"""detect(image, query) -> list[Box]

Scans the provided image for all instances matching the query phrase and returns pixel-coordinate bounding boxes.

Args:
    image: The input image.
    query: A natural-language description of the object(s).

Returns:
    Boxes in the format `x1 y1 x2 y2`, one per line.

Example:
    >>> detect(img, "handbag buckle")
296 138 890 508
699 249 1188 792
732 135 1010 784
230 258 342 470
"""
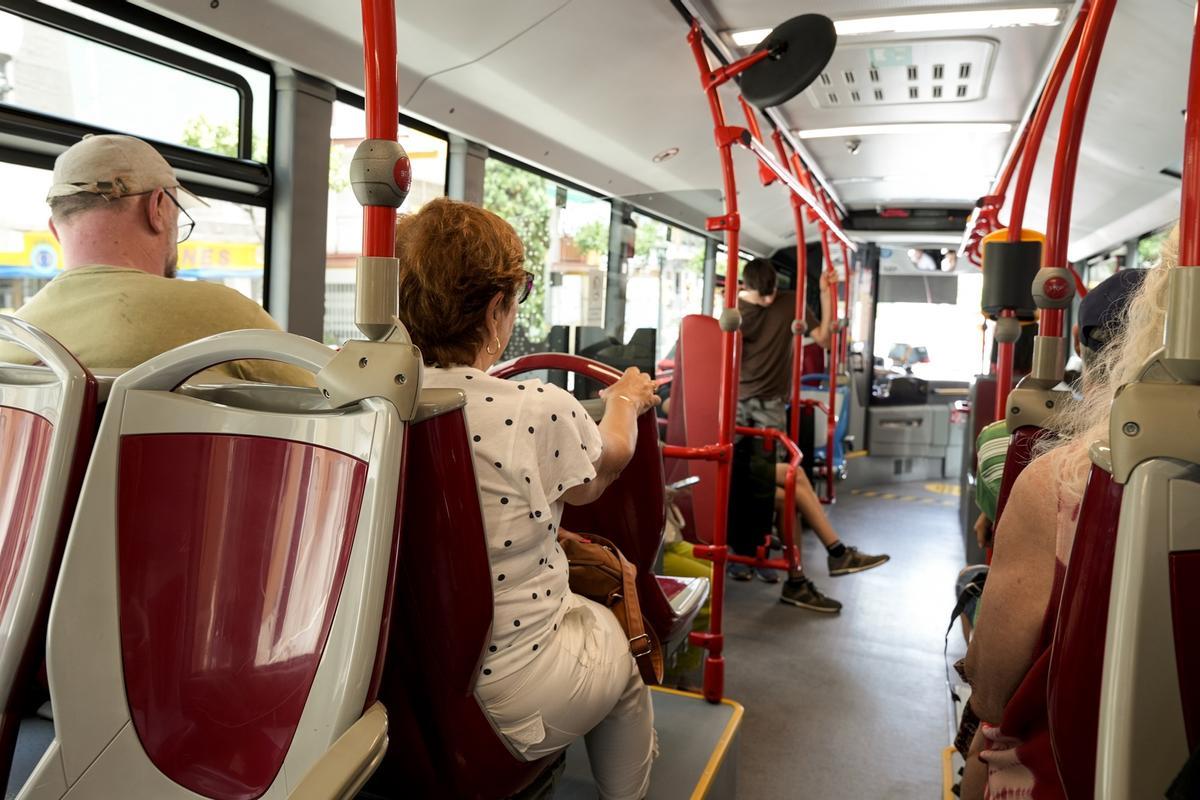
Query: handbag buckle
629 633 653 657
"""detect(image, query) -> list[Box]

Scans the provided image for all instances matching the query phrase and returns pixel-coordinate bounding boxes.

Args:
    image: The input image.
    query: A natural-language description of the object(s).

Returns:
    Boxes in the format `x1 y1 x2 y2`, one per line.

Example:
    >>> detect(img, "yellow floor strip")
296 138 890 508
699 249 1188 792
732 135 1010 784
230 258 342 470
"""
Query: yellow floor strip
649 687 745 800
942 745 957 800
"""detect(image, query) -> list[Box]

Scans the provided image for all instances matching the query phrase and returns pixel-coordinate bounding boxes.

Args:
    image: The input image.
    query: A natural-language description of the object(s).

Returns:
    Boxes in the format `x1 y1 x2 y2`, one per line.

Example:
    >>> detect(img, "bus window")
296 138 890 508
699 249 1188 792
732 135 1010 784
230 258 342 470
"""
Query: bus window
624 214 707 359
483 158 610 356
325 99 448 344
0 162 58 314
873 265 985 382
0 9 252 159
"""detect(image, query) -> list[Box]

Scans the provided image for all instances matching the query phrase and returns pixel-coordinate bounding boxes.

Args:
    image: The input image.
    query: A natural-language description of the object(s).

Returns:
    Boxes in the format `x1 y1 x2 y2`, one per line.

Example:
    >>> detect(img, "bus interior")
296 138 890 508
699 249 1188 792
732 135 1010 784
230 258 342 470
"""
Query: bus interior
0 0 1196 798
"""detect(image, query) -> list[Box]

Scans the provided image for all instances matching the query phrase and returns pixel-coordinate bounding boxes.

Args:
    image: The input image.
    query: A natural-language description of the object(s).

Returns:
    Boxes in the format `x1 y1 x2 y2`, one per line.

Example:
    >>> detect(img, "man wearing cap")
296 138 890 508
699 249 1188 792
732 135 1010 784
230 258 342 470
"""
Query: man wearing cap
0 134 309 384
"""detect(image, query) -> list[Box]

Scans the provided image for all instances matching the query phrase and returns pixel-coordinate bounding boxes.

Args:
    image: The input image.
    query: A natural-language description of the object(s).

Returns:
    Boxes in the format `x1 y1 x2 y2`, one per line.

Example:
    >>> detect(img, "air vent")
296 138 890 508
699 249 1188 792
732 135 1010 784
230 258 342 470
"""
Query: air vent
806 39 994 109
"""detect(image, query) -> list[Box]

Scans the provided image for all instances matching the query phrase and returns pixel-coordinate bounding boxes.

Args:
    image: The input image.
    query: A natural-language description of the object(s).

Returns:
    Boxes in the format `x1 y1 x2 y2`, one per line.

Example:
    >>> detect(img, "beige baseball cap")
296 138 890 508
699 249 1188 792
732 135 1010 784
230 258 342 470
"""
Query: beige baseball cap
46 134 208 209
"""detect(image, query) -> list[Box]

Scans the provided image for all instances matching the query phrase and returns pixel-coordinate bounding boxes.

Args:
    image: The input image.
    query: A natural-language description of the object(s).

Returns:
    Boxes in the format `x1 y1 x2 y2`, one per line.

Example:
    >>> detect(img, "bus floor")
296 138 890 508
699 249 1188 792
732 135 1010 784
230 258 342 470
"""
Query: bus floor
718 478 966 799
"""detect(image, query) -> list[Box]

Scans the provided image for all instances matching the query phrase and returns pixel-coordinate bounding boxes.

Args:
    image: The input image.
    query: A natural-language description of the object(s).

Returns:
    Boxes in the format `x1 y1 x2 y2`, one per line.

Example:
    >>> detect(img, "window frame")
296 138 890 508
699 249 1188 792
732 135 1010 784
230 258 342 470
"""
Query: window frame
333 88 452 196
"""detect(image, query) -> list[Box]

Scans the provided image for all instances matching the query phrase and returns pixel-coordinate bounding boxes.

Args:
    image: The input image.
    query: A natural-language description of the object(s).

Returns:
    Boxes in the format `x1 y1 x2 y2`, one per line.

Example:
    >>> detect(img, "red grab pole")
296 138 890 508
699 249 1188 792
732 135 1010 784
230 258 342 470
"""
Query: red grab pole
1181 1 1200 265
361 0 399 259
1042 0 1118 335
1008 7 1088 241
770 130 808 444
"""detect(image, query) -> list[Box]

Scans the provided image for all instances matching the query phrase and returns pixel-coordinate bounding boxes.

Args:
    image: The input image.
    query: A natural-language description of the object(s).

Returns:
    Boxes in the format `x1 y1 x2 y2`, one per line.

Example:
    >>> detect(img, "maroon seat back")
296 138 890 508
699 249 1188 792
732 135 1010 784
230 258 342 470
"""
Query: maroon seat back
993 424 1049 524
1046 464 1125 798
491 355 686 645
372 402 554 799
664 315 732 545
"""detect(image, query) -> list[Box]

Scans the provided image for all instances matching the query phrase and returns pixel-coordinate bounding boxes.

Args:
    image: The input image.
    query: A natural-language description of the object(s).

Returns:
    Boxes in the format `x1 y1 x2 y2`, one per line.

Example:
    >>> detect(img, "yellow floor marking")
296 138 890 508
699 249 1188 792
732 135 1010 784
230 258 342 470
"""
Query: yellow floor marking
881 493 897 500
863 490 878 497
924 482 961 496
899 496 916 502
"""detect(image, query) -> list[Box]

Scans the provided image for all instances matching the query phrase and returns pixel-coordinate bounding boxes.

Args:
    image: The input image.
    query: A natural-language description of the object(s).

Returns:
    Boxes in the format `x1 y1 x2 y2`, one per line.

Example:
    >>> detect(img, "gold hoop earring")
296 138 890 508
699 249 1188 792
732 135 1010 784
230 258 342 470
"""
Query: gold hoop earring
486 336 500 356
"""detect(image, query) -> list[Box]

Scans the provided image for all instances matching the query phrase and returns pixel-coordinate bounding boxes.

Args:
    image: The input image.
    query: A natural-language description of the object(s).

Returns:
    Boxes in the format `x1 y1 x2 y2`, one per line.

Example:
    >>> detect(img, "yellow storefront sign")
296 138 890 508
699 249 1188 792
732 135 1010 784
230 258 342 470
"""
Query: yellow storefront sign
0 231 262 273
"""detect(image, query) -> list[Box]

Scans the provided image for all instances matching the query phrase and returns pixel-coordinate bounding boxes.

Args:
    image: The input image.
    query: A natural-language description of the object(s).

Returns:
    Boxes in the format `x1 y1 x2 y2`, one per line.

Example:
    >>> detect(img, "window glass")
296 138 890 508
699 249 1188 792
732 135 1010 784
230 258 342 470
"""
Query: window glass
0 9 259 160
324 100 448 344
624 214 707 359
873 272 985 382
0 161 265 309
483 158 610 357
1138 225 1172 267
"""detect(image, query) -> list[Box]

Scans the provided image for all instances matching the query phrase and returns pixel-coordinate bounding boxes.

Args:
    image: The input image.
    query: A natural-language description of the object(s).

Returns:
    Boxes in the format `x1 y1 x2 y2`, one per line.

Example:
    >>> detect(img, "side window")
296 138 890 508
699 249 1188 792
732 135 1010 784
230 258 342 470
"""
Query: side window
324 99 448 344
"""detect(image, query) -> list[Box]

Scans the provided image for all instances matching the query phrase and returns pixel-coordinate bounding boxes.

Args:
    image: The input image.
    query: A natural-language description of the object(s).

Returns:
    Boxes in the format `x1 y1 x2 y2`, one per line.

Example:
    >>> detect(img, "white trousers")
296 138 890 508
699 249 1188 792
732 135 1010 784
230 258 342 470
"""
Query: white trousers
477 592 657 800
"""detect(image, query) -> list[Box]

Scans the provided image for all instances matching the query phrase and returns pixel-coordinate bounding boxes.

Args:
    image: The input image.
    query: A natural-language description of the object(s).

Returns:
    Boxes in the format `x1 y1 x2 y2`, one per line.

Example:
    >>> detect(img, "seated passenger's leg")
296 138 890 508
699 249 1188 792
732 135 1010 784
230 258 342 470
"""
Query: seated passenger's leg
774 463 890 577
477 593 655 800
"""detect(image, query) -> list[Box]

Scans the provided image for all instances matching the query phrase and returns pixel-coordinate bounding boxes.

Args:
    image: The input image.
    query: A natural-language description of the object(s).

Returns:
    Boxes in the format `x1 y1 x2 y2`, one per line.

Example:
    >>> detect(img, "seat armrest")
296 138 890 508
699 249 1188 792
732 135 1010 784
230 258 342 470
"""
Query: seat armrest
289 702 389 800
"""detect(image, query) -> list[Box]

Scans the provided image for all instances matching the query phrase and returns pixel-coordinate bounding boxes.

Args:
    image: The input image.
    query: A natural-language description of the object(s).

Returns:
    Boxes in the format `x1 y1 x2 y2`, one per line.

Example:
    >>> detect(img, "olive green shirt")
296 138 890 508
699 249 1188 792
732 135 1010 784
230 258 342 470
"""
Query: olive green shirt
0 265 313 386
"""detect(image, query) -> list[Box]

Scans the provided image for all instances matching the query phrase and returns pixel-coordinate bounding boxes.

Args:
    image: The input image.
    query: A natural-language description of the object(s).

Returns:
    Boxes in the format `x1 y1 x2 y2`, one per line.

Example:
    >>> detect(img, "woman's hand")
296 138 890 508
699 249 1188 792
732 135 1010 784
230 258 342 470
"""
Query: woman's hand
557 529 590 545
819 271 833 294
599 367 661 415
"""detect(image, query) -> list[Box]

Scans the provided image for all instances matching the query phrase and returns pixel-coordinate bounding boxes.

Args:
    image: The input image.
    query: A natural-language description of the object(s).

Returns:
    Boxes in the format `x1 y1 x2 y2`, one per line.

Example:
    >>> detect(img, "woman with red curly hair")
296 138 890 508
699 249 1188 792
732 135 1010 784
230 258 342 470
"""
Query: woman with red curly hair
396 198 659 799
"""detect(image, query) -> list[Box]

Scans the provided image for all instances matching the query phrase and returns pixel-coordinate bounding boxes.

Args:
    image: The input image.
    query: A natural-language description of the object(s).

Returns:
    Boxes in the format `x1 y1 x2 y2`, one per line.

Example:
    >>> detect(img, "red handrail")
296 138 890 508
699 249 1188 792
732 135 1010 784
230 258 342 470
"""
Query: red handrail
1042 0 1119 335
1181 1 1200 265
1008 7 1088 240
770 130 809 445
719 426 802 574
994 309 1018 421
361 0 399 259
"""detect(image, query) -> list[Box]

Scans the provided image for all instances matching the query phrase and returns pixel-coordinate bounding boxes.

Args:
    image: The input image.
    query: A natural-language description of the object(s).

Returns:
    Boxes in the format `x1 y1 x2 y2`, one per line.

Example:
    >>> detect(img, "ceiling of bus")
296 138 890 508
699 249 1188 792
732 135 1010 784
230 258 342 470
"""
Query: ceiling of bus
137 0 1191 261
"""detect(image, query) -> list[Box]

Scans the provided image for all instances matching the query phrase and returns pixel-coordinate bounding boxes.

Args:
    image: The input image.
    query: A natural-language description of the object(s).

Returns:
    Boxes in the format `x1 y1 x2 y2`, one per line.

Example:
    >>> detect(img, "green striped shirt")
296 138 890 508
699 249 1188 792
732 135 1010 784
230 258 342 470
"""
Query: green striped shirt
976 420 1010 521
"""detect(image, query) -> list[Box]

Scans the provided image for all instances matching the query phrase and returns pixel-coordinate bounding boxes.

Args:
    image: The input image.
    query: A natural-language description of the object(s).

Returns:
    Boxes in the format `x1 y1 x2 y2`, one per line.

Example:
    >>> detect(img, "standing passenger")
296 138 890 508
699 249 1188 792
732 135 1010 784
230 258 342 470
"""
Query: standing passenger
733 259 889 611
395 198 657 800
0 134 308 384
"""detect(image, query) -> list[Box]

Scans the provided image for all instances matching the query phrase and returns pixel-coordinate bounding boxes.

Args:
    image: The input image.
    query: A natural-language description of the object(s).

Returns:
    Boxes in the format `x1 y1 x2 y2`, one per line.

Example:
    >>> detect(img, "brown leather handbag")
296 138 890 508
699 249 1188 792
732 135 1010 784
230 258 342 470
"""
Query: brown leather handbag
560 533 664 685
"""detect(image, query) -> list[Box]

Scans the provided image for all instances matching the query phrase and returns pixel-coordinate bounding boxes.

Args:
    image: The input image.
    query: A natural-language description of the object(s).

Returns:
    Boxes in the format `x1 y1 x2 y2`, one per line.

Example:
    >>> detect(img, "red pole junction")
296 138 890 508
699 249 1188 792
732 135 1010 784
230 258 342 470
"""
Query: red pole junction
361 0 400 260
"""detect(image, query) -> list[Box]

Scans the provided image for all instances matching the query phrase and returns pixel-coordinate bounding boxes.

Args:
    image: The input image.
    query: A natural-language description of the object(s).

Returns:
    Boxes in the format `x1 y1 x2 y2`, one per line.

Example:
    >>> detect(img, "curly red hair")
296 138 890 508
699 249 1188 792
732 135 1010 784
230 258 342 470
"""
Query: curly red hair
395 198 526 367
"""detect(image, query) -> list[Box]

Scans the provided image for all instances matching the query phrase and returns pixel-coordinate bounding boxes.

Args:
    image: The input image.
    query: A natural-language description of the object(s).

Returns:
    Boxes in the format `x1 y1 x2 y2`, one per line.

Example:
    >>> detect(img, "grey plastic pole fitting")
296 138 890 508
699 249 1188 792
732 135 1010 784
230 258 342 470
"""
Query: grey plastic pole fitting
719 307 742 333
356 255 400 341
350 139 412 208
1031 267 1075 310
791 319 807 336
1029 335 1065 383
1163 267 1200 382
994 315 1021 344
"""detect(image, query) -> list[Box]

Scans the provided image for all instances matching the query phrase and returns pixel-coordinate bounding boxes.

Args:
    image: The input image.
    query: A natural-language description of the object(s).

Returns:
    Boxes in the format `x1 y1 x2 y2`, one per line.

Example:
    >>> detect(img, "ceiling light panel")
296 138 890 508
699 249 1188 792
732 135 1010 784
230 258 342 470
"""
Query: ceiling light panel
730 7 1062 47
808 39 997 108
795 122 1014 139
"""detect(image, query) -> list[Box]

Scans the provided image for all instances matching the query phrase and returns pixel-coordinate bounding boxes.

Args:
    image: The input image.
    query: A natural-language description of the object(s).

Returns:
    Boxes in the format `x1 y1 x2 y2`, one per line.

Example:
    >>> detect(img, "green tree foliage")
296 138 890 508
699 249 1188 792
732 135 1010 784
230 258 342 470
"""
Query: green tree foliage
573 219 608 260
483 159 551 340
635 216 666 261
181 114 348 190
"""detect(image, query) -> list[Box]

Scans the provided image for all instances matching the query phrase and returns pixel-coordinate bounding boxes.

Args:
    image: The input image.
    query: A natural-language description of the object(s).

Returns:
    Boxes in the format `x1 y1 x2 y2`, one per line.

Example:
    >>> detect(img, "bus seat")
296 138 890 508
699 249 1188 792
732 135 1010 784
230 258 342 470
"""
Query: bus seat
0 318 96 796
991 424 1049 524
16 330 405 800
368 389 558 799
664 315 729 546
492 354 708 656
1048 446 1200 799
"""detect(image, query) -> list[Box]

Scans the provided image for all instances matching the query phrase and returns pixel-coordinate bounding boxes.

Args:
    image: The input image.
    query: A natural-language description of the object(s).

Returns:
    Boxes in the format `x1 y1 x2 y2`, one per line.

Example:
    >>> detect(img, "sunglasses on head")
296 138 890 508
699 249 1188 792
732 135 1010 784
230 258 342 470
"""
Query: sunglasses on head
518 270 535 304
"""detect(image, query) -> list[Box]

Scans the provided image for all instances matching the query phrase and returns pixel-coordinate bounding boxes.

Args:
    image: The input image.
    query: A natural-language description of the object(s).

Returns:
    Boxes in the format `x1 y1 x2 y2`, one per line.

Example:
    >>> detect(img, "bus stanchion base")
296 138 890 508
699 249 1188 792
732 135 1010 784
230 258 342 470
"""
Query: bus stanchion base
702 656 725 704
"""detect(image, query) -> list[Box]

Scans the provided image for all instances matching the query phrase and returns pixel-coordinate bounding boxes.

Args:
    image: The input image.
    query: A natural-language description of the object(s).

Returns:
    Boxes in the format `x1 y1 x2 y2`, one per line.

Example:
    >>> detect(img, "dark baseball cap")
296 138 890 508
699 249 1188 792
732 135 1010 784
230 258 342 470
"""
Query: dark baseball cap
1078 269 1146 352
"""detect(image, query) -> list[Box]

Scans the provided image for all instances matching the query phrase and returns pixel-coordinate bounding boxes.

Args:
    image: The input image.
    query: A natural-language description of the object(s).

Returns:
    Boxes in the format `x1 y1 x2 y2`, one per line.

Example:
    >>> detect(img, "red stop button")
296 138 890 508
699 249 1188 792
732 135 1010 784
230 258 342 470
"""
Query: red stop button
1044 276 1069 300
393 154 412 192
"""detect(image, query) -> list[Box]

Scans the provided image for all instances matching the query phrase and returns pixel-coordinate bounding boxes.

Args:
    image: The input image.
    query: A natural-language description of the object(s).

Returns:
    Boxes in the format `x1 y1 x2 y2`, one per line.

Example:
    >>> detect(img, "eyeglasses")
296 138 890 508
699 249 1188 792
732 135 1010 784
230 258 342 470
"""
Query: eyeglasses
518 270 536 304
162 190 195 244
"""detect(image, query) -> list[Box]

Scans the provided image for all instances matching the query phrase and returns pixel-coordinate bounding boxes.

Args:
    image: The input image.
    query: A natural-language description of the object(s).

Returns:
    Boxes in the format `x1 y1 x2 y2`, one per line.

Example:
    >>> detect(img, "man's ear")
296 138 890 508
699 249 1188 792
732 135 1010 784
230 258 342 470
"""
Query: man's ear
145 188 168 235
48 217 60 242
1072 323 1081 357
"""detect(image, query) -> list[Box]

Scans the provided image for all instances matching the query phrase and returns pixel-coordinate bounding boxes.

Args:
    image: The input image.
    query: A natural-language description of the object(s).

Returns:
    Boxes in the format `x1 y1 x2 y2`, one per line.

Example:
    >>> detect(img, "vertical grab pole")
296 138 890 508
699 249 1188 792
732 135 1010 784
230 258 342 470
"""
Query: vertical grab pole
1042 0 1119 338
770 130 808 445
361 0 399 258
686 22 744 703
994 309 1017 421
1179 0 1200 265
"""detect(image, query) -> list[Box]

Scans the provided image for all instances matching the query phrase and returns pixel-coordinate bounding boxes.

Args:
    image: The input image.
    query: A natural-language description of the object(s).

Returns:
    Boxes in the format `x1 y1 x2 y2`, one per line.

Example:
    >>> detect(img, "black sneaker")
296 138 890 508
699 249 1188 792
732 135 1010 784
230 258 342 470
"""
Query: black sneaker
780 577 842 613
828 547 890 577
727 562 753 581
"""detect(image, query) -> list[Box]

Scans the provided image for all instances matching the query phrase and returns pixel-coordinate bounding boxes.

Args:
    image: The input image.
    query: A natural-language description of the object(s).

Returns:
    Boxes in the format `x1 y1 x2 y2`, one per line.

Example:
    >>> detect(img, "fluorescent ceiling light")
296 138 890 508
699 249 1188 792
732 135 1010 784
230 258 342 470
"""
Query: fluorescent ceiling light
730 7 1061 46
796 122 1014 139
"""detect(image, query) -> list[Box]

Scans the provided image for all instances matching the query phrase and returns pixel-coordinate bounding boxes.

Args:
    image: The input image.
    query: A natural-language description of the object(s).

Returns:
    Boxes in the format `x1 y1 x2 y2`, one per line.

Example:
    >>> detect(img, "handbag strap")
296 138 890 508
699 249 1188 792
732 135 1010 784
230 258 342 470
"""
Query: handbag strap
599 536 664 685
